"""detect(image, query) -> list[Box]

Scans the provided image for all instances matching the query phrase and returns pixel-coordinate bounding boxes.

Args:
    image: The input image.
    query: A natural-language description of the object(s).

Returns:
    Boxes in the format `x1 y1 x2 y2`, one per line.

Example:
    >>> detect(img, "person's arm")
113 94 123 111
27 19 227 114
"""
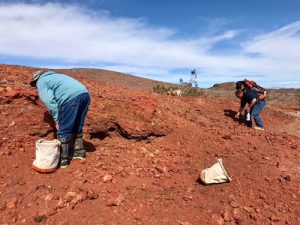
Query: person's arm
235 106 247 118
37 82 59 124
248 98 257 109
235 98 247 118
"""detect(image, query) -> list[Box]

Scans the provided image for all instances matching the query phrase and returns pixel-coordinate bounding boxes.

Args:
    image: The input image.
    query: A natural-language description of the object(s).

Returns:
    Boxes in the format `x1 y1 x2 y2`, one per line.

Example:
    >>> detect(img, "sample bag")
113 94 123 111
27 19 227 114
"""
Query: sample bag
200 159 231 185
32 139 61 173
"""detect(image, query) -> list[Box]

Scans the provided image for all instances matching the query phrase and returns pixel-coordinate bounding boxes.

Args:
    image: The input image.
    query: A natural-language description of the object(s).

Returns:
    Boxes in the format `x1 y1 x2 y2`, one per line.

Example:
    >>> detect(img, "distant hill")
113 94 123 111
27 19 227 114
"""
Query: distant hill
56 68 172 92
210 82 236 90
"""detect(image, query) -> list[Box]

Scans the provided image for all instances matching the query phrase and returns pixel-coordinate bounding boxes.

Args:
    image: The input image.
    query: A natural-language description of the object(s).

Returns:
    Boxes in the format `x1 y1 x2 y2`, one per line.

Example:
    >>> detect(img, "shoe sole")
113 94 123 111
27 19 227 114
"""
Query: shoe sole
72 156 85 160
254 127 265 131
60 164 69 169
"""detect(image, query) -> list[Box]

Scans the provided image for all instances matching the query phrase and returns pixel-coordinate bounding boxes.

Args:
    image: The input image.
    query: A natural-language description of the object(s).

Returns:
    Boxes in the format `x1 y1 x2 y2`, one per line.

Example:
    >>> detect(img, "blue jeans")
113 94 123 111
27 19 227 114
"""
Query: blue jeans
250 101 266 128
57 93 91 142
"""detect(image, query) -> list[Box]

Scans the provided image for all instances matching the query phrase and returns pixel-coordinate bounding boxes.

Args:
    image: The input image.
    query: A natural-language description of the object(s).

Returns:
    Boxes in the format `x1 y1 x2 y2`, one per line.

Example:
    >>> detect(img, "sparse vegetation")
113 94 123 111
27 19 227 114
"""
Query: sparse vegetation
153 84 179 94
153 84 204 96
153 69 204 96
184 87 204 96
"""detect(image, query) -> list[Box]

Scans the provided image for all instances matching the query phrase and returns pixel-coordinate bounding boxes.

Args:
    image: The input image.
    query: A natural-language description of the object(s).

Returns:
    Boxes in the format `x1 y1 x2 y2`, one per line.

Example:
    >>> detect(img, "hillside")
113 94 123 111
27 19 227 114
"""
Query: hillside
58 68 167 91
0 64 299 225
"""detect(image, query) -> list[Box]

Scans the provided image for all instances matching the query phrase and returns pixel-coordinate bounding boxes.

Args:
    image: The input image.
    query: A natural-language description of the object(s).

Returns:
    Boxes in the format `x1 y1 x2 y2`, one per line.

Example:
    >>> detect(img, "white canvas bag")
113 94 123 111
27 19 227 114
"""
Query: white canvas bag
32 139 61 173
200 159 232 185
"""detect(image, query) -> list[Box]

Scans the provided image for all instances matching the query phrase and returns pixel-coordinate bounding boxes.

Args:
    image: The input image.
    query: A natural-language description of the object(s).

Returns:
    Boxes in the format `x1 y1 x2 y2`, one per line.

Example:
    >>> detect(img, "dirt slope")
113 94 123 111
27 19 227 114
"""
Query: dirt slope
0 64 299 225
57 68 166 92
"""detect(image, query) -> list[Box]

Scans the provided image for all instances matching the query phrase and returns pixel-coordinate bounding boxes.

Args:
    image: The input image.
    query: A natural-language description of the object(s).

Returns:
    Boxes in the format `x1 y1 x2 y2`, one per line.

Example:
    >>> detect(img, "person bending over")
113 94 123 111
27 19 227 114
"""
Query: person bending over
30 70 91 168
235 88 266 130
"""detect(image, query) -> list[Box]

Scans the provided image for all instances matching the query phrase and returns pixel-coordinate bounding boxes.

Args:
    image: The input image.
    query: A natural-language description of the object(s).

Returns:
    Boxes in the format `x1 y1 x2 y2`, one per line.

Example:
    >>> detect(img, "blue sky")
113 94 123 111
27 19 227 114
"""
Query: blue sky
0 0 300 87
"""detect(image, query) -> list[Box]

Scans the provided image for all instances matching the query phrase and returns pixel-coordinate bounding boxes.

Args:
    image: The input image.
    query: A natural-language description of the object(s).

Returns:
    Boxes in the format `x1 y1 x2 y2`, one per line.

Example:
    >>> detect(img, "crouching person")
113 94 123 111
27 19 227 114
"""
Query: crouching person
235 89 266 130
30 71 91 168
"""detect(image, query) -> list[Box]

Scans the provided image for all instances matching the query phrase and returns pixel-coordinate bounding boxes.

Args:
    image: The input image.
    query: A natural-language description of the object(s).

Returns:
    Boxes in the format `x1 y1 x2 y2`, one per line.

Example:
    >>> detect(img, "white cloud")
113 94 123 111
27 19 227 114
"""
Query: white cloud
244 21 300 62
0 3 299 87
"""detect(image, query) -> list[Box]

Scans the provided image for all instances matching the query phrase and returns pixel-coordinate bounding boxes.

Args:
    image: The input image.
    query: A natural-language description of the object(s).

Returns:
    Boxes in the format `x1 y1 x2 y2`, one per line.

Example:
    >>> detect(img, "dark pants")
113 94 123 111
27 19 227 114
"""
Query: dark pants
250 101 266 128
57 93 91 142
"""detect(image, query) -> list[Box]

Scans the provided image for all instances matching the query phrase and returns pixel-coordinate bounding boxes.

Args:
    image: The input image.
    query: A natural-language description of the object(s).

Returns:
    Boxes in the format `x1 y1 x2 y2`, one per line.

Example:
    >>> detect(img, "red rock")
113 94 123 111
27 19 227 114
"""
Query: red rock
64 192 78 202
43 193 53 201
211 214 224 225
6 198 18 209
56 197 66 209
283 175 292 181
87 190 98 200
0 201 6 211
243 206 255 213
222 210 233 222
181 222 193 225
249 213 258 221
106 194 125 207
229 201 239 208
270 215 280 222
33 215 47 223
103 174 113 183
233 208 244 220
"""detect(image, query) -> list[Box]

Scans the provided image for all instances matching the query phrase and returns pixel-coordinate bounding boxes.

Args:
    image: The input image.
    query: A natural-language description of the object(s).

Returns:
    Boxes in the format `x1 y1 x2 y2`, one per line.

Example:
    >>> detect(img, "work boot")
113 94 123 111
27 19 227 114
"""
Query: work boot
73 134 86 160
58 137 69 168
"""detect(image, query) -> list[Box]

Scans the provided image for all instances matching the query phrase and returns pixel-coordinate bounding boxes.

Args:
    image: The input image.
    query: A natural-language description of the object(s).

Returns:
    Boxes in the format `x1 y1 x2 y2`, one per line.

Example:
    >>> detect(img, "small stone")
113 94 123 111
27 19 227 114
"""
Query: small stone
229 201 239 208
283 175 291 181
1 150 12 156
149 153 155 158
106 194 125 207
45 209 57 216
56 197 66 209
250 213 258 221
211 214 224 225
6 199 17 209
233 208 244 220
222 210 233 222
87 190 98 200
64 192 78 202
270 215 280 222
243 206 255 213
103 174 113 183
43 193 53 201
0 201 6 211
33 215 47 223
181 222 192 225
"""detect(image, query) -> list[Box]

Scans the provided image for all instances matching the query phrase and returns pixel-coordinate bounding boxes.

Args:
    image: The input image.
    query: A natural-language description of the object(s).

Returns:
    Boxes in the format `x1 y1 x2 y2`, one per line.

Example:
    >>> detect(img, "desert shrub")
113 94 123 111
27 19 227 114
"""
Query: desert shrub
153 83 203 97
183 87 204 96
153 84 181 94
153 84 169 94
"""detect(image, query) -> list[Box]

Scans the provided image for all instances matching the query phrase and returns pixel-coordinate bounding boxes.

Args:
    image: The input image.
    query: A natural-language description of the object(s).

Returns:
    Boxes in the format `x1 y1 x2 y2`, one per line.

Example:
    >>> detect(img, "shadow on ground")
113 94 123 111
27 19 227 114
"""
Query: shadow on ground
224 109 247 125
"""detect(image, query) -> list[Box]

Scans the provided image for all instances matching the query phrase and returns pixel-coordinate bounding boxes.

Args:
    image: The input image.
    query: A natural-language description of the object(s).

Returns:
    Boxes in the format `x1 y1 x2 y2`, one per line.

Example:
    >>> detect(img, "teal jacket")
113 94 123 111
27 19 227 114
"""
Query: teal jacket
37 71 88 123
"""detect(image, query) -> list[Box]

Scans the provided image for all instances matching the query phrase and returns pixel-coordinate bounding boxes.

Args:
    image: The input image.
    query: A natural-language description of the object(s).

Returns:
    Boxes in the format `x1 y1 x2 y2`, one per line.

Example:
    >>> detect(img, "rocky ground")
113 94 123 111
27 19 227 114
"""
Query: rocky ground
0 64 299 225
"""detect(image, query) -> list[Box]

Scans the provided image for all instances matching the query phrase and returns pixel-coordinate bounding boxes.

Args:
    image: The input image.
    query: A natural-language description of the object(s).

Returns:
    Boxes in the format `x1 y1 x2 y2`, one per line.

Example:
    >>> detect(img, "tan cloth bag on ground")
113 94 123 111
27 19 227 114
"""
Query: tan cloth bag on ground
200 159 231 185
32 139 61 173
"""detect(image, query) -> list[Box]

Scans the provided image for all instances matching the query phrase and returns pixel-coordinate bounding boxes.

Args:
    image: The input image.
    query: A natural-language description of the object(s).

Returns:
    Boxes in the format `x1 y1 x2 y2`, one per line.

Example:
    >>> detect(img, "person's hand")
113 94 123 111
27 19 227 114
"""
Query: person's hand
56 124 60 130
235 112 240 119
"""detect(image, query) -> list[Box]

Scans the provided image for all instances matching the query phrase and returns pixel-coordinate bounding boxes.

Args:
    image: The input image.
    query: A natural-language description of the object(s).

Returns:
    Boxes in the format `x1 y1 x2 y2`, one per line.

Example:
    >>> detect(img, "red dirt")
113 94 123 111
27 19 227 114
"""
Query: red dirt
0 64 299 225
